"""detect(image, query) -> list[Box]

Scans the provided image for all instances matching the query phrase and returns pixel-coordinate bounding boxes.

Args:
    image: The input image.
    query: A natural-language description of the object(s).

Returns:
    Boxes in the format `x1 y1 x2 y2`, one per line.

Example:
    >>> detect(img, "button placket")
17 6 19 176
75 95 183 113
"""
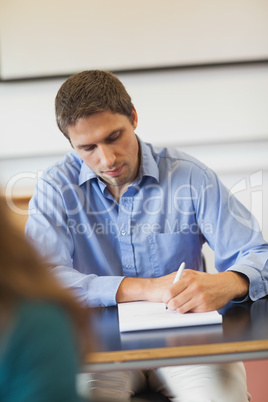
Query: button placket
117 198 135 276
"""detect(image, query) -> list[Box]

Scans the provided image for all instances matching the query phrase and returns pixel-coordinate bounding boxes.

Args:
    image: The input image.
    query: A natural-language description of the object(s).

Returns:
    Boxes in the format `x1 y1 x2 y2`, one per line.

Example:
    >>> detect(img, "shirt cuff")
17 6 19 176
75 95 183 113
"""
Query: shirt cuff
228 264 266 302
86 275 125 307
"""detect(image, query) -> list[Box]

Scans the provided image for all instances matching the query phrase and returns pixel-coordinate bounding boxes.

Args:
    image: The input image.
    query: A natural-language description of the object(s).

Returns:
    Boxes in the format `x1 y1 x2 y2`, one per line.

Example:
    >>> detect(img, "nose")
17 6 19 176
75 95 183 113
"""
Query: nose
99 145 116 168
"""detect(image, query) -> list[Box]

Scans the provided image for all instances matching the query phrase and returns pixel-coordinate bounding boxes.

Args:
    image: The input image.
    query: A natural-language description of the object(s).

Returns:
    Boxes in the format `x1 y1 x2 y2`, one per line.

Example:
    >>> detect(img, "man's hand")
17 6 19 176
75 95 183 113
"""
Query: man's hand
116 272 177 303
162 269 249 313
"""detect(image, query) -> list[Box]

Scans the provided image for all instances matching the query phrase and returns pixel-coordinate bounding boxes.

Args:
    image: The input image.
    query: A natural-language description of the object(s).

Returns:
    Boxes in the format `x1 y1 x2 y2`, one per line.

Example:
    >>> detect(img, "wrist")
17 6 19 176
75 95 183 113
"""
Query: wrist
116 277 150 303
227 270 249 299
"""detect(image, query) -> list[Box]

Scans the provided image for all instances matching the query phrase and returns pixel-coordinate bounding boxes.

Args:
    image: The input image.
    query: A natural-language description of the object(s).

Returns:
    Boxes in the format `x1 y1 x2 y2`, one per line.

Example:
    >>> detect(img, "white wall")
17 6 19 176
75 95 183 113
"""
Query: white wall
1 63 268 158
1 0 268 79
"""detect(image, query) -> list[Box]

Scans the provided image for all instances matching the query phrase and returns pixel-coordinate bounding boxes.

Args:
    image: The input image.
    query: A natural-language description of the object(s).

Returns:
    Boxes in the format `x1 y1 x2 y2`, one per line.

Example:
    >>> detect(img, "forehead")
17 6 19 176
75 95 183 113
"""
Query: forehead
68 112 130 144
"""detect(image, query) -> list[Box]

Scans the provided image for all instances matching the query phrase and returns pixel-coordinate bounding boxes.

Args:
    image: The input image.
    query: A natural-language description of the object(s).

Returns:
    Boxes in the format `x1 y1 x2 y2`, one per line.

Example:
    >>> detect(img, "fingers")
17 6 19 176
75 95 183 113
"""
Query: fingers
143 272 178 303
162 270 216 313
162 272 189 310
164 283 199 313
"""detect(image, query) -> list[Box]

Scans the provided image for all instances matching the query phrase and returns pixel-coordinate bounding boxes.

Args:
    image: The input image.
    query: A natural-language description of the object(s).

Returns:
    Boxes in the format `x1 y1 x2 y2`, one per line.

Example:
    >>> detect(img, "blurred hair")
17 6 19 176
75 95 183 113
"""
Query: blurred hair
0 195 92 354
55 70 134 139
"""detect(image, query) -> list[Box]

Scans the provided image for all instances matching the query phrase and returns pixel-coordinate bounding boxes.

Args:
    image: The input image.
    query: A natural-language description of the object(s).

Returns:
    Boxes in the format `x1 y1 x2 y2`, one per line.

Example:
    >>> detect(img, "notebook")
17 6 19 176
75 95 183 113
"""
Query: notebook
118 301 222 332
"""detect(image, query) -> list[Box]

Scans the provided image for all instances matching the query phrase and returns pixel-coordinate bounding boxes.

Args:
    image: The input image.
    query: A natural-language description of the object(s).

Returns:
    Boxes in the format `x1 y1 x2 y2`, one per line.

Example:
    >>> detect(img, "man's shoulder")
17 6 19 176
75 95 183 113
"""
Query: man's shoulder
147 142 208 172
40 152 83 184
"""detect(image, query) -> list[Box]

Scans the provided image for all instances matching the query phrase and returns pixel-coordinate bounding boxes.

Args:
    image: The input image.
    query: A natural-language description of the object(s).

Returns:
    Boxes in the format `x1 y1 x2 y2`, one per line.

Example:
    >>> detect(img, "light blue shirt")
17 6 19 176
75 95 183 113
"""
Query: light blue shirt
25 139 268 307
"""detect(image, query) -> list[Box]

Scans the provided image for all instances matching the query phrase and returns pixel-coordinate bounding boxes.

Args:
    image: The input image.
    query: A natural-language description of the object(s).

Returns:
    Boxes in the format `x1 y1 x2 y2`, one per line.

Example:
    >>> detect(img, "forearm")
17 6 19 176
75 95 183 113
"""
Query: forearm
116 277 150 303
116 273 177 303
52 265 124 307
225 270 249 301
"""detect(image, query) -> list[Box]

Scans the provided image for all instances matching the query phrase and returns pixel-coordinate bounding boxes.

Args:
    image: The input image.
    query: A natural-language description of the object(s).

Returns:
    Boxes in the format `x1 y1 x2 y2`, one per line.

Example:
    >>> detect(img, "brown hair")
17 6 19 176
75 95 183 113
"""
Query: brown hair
55 70 134 139
0 196 92 354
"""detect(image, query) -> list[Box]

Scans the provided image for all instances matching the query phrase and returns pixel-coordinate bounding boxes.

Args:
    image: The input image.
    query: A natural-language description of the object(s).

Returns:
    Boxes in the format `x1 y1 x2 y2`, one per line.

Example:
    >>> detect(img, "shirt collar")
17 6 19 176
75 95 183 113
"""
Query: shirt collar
78 137 159 187
79 160 97 186
134 138 159 185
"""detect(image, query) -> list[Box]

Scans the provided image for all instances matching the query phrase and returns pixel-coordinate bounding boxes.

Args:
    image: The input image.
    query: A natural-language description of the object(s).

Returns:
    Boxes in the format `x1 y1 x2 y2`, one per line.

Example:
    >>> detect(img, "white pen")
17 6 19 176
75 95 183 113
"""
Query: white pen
173 261 186 283
166 262 186 309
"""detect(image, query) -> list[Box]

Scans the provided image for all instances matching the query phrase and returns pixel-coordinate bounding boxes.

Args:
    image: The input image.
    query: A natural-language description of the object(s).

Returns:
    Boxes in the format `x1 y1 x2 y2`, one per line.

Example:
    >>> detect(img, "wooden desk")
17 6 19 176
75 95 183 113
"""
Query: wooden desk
85 298 268 372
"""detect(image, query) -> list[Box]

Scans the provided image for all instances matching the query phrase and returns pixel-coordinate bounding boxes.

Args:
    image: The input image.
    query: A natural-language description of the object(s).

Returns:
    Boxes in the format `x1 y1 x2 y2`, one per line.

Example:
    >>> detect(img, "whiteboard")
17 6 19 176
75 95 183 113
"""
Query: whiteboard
1 0 268 80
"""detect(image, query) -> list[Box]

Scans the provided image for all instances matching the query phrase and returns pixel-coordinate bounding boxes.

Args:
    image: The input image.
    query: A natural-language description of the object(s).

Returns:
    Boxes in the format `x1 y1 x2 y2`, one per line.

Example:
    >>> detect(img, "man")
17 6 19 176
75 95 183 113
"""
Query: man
26 70 268 401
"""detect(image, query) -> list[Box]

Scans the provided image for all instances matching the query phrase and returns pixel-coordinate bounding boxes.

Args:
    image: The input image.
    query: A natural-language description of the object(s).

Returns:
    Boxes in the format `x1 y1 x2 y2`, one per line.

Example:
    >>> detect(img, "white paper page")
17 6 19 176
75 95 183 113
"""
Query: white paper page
118 301 222 332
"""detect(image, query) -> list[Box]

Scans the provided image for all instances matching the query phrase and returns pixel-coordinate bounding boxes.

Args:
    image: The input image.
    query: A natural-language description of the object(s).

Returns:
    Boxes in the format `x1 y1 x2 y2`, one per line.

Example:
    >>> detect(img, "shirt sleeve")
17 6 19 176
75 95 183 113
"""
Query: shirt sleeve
25 178 124 307
195 167 268 301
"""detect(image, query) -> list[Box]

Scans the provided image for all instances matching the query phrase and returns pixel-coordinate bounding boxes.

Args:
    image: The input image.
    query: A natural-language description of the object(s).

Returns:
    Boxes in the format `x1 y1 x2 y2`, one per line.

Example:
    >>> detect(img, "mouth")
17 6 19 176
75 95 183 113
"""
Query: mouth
103 164 124 177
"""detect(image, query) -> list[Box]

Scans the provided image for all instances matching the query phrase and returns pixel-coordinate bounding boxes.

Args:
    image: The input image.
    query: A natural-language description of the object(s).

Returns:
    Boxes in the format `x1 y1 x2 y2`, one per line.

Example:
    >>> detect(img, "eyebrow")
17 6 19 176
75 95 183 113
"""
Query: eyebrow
76 128 123 149
76 144 94 149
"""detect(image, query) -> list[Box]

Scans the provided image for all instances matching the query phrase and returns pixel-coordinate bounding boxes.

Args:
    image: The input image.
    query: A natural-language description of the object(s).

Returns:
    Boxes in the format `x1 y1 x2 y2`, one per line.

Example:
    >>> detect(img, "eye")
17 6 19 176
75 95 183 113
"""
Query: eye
84 144 96 152
108 130 121 142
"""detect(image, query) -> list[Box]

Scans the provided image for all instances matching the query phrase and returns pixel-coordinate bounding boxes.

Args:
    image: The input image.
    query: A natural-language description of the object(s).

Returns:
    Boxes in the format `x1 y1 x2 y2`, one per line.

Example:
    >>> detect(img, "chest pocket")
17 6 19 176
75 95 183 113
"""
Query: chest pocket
147 232 203 277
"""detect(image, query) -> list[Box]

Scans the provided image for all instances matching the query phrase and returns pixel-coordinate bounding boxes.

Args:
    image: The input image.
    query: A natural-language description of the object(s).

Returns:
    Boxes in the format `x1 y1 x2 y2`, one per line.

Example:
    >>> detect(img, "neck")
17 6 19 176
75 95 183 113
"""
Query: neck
107 183 128 203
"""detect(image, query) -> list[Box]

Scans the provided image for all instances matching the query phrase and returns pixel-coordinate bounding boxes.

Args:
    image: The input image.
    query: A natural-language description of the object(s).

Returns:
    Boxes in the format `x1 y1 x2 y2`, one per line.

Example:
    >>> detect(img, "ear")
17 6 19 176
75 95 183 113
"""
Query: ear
132 108 138 129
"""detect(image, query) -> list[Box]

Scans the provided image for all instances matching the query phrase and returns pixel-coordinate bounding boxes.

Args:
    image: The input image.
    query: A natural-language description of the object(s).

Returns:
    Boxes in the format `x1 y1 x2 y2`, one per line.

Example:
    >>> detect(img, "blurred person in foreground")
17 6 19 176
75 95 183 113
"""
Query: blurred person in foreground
0 196 92 402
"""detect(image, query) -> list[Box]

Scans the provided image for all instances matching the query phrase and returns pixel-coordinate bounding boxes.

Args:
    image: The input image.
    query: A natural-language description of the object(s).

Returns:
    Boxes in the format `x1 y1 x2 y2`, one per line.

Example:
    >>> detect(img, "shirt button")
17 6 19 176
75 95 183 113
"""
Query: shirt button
125 264 132 269
254 290 258 298
121 230 127 236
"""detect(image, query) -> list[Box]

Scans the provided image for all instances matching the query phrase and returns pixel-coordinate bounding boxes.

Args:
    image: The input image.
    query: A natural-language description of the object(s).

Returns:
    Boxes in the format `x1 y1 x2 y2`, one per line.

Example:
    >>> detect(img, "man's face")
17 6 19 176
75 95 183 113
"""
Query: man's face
67 109 139 194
